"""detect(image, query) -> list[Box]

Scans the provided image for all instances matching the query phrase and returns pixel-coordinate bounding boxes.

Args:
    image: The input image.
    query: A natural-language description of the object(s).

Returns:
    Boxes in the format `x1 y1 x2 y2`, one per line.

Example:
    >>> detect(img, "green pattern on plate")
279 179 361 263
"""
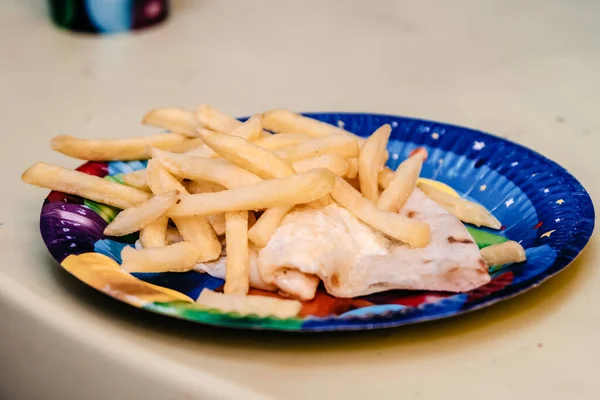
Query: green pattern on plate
145 301 304 331
82 175 125 223
467 226 508 249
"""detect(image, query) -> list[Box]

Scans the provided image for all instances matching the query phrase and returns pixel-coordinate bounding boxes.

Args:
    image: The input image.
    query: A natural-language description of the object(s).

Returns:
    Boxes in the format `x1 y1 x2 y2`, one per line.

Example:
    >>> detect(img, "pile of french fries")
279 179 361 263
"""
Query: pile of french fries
22 105 523 318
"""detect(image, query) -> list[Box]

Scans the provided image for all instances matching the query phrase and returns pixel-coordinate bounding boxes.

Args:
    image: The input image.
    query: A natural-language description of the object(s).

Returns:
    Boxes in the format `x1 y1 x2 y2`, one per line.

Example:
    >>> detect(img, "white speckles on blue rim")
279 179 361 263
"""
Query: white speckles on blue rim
391 121 398 128
544 188 550 193
505 198 515 207
511 161 519 167
480 184 487 191
555 218 561 222
336 120 345 128
391 153 400 160
431 132 440 140
473 141 485 150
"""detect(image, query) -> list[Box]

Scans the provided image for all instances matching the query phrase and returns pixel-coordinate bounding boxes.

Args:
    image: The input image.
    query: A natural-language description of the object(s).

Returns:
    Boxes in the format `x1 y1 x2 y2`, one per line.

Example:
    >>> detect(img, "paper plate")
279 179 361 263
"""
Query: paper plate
39 113 595 331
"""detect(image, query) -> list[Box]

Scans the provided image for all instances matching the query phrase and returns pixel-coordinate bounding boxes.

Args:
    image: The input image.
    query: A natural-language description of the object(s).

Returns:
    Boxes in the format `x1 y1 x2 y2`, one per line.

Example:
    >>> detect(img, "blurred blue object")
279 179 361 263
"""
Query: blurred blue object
48 0 169 34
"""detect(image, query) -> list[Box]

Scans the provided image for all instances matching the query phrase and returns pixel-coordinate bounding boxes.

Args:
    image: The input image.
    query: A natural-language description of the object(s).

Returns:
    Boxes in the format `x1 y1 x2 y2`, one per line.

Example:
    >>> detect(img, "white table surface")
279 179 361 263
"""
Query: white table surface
1 1 599 399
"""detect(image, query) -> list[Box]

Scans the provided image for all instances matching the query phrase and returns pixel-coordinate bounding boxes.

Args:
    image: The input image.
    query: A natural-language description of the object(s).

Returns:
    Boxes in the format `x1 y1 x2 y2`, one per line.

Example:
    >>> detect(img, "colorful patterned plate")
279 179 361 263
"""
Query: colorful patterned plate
40 113 595 331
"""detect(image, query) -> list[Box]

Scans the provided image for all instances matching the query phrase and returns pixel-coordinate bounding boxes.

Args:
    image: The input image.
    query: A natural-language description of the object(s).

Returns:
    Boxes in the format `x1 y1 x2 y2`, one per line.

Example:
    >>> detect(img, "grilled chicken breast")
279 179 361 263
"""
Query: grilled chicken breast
196 188 490 300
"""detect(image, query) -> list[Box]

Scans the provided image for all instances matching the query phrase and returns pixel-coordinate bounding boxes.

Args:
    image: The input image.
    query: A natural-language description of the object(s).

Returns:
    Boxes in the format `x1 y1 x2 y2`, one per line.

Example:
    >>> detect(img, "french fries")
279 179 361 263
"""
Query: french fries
196 104 273 137
122 169 150 192
169 169 336 217
224 211 250 295
248 205 294 247
50 133 203 161
185 115 265 158
346 158 359 179
142 108 199 137
358 124 391 202
292 154 349 177
252 133 311 151
166 226 184 244
200 130 296 179
22 162 151 209
121 242 201 273
146 159 186 193
196 289 302 319
417 182 502 229
378 166 395 188
262 109 363 142
146 159 222 261
183 141 219 158
195 104 243 133
378 148 427 212
140 216 169 248
227 114 263 142
151 148 262 188
480 241 527 266
207 214 226 236
184 180 226 194
104 190 179 237
330 176 431 247
276 134 360 162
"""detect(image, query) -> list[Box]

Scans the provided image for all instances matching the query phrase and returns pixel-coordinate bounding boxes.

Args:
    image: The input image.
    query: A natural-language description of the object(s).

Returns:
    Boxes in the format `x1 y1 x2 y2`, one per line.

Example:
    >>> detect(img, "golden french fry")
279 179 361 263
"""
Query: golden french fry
196 289 302 319
22 162 151 209
417 182 502 229
186 132 311 159
104 190 179 237
207 214 226 236
146 159 186 194
184 180 226 194
276 134 359 162
481 241 527 266
169 169 336 217
122 169 150 192
199 130 296 179
140 216 169 248
359 124 392 202
346 158 359 179
262 109 363 142
195 105 272 136
183 141 219 158
377 149 427 212
292 154 349 177
253 133 312 150
330 176 431 247
248 205 294 247
195 104 243 133
224 211 250 295
142 108 199 137
151 148 262 188
378 166 394 188
166 226 184 244
185 115 265 158
50 133 203 161
227 114 263 141
146 159 221 260
121 242 202 273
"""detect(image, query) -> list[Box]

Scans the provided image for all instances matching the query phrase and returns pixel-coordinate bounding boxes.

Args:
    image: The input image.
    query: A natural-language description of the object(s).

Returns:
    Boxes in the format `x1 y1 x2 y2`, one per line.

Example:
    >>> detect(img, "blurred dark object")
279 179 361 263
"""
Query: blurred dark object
48 0 169 34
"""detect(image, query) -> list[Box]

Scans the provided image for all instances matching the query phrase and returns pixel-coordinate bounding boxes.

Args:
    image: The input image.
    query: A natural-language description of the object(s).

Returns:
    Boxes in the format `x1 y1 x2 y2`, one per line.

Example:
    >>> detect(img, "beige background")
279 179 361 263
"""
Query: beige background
1 1 599 399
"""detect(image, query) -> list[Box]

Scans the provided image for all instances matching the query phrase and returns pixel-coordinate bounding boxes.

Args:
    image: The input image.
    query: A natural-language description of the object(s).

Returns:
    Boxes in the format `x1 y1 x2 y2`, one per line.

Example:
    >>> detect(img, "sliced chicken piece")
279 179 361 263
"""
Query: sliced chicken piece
258 188 489 299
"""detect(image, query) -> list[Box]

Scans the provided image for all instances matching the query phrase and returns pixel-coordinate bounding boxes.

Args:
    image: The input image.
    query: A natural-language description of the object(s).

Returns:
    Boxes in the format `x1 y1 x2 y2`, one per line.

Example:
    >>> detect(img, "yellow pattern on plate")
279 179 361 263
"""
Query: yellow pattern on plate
61 253 195 306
